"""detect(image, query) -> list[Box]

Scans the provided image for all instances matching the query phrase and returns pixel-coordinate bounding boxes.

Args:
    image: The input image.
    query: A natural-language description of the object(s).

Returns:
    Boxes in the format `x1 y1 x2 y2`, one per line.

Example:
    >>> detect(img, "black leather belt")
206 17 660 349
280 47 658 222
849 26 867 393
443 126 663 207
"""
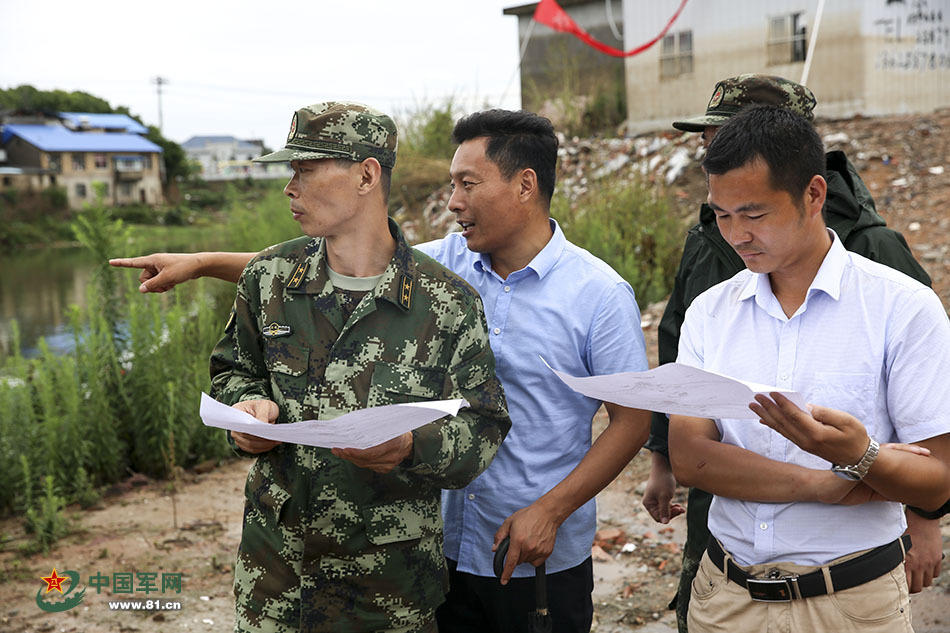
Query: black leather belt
707 535 911 602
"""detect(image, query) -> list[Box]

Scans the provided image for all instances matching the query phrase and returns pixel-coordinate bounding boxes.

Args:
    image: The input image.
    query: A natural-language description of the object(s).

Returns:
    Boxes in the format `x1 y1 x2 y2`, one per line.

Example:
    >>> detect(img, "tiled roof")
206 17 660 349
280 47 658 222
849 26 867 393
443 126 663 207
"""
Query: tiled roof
59 112 149 134
1 124 163 153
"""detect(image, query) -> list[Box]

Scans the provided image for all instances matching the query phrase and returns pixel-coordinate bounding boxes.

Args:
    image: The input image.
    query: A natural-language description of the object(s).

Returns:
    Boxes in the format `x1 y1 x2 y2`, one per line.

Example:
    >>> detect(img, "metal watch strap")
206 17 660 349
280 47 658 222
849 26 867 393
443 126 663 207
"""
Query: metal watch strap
833 437 880 480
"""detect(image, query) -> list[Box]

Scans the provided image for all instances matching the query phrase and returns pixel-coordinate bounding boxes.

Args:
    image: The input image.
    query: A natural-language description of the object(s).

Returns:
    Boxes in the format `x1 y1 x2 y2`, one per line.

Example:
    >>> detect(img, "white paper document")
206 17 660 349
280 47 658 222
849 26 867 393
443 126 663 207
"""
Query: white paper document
542 358 807 419
199 393 467 449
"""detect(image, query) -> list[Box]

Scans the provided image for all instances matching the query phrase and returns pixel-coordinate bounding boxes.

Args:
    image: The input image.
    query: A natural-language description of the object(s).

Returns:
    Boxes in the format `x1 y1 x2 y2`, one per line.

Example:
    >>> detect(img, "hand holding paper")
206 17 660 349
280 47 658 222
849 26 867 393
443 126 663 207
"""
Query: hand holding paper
231 399 282 454
199 393 468 450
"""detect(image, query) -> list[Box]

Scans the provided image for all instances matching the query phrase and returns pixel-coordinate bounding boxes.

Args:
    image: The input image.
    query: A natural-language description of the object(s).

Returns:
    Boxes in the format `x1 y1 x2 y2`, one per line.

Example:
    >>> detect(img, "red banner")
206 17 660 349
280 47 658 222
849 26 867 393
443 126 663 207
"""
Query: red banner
532 0 690 58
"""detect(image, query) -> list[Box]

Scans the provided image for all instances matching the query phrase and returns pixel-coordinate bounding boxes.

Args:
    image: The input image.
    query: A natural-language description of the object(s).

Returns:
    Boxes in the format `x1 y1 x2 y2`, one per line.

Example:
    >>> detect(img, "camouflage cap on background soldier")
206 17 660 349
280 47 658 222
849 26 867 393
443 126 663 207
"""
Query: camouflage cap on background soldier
672 74 817 132
255 101 398 168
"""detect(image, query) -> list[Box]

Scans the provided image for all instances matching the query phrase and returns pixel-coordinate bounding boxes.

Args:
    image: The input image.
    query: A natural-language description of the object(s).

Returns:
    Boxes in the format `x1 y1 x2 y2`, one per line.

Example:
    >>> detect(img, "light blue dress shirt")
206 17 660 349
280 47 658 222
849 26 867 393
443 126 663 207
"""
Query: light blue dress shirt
678 230 950 567
416 219 648 577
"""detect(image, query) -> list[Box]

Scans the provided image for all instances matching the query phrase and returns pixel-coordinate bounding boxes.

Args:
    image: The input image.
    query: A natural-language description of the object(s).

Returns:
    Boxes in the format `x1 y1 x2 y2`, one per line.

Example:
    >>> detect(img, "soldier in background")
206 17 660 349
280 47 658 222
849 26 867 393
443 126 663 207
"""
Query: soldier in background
640 74 945 633
208 101 511 633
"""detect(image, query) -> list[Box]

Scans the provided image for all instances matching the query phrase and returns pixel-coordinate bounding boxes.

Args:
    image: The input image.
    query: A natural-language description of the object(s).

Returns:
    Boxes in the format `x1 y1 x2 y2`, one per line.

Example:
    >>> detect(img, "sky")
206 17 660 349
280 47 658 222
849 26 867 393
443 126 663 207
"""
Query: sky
0 0 527 151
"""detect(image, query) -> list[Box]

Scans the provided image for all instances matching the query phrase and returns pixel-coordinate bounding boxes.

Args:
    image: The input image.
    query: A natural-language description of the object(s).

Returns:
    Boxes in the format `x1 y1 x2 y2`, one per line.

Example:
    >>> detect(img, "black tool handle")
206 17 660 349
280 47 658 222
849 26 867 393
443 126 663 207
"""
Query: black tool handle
535 561 548 612
493 535 510 578
493 536 549 613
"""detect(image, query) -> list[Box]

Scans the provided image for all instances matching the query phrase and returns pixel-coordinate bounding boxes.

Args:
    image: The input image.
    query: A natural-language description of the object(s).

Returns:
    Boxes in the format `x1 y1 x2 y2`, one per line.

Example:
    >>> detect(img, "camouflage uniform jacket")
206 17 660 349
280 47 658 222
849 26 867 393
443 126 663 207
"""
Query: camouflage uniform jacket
209 219 511 632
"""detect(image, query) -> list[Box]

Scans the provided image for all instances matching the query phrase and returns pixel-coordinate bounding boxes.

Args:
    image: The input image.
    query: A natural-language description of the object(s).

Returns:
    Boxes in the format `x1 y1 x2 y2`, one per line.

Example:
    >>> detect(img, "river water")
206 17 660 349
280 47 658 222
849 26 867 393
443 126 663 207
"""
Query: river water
0 246 100 358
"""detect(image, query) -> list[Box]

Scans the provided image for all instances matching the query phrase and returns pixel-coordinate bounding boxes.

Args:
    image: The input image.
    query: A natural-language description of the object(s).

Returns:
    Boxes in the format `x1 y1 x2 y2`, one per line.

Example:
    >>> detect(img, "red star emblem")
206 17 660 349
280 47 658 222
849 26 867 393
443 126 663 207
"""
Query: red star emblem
41 568 67 594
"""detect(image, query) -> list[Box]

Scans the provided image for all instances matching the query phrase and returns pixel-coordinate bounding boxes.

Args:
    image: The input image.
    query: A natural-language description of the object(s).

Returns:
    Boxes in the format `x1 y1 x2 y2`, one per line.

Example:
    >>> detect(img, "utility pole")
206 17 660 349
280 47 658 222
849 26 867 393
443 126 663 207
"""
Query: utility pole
152 76 168 132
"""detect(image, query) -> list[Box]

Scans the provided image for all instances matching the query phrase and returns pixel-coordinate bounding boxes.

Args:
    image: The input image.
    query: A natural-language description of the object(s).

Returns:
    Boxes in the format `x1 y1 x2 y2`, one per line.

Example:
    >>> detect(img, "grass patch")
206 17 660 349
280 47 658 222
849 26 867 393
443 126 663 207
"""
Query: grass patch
553 177 683 308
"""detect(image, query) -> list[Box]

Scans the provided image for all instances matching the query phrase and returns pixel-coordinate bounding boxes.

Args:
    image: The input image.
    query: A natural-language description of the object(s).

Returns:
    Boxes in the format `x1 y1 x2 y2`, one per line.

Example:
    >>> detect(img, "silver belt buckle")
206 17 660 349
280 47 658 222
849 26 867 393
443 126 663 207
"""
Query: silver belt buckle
746 570 802 602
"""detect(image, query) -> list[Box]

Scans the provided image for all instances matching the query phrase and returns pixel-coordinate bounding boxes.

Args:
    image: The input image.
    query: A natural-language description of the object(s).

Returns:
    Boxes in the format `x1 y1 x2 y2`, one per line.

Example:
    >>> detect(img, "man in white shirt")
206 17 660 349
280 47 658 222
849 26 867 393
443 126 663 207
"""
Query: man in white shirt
669 104 950 632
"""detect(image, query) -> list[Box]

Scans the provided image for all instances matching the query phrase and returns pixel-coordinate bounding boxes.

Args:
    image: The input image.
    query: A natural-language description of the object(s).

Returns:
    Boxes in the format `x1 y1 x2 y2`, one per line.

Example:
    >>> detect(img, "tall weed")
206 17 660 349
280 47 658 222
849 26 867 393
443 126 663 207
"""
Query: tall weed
1 198 232 535
552 177 682 308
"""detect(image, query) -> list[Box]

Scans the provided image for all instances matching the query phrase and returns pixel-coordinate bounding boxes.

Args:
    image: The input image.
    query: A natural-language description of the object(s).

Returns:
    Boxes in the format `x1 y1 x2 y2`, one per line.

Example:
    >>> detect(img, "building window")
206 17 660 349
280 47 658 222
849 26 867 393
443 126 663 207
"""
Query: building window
48 153 62 172
143 154 152 169
76 183 87 198
72 153 85 171
660 30 693 79
768 12 807 65
94 153 107 169
2 176 11 187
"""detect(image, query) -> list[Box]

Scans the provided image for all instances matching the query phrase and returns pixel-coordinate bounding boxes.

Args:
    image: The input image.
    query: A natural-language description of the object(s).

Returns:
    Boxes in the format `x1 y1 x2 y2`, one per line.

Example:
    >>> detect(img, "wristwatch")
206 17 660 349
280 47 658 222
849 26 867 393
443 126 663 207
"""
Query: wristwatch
831 437 880 481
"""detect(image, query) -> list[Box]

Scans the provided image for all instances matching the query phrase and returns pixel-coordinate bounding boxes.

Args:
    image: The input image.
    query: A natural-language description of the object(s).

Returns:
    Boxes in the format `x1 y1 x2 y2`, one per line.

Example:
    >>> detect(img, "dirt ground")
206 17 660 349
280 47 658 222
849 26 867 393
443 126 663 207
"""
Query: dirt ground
3 419 947 633
2 109 948 632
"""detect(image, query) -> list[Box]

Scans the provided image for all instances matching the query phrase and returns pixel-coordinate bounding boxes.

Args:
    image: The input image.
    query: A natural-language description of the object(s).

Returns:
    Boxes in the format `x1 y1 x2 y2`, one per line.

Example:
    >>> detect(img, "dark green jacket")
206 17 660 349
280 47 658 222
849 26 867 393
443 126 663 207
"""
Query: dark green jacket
210 220 511 632
648 150 932 457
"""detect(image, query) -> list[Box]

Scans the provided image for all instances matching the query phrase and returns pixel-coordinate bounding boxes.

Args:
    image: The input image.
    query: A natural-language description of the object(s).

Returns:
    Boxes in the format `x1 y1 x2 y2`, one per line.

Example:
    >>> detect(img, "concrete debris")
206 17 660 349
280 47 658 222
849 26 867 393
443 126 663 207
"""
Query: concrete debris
396 108 948 312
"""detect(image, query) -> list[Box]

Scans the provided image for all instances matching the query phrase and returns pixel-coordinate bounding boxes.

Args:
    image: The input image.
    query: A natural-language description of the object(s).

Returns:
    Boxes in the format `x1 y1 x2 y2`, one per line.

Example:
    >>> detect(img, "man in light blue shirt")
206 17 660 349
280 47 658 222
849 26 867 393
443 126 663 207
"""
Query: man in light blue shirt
422 109 650 633
110 109 652 633
670 105 950 633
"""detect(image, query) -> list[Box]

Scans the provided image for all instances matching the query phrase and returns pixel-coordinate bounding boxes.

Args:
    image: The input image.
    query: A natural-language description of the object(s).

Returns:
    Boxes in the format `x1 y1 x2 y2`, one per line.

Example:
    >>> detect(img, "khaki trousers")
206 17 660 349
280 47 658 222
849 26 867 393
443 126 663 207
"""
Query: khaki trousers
687 548 913 633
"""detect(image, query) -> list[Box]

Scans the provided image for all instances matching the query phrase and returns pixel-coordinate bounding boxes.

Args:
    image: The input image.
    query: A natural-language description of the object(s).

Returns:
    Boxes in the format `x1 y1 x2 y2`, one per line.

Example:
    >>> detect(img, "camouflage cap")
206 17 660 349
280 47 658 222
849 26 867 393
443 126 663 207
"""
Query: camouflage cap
672 74 817 132
254 101 397 167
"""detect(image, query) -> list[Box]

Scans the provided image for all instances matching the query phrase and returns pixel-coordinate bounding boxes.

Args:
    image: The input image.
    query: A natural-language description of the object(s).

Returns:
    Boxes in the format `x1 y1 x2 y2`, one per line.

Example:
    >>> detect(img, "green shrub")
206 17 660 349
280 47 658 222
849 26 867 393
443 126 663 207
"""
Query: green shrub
398 99 458 162
41 185 68 210
24 474 68 553
0 197 233 527
552 177 683 308
224 183 300 251
110 203 156 224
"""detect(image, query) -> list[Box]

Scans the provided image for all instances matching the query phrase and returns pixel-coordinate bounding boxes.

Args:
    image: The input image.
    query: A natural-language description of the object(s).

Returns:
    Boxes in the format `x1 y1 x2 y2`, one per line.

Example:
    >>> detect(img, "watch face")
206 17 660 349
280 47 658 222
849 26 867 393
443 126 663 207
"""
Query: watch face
832 466 862 481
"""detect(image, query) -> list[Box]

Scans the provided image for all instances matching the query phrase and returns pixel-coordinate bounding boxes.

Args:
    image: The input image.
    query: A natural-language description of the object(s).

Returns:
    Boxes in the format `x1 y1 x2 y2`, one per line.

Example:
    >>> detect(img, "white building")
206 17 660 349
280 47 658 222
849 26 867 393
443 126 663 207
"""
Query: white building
623 0 950 132
182 136 290 181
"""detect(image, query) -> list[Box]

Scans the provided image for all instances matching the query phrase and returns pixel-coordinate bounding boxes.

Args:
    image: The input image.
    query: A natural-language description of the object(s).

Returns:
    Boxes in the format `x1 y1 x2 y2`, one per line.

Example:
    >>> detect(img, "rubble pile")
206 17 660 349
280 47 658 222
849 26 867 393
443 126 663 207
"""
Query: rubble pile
818 111 950 303
400 108 949 310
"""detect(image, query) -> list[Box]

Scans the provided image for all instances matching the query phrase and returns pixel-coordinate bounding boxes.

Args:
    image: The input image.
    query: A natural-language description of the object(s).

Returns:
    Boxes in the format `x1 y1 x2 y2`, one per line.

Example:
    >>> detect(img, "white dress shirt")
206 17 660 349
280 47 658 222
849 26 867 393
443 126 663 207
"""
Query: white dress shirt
678 230 950 566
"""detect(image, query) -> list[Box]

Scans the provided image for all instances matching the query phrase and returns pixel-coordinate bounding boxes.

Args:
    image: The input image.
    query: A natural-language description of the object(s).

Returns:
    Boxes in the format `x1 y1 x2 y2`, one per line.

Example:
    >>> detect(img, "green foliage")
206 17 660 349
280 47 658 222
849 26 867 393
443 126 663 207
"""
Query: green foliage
108 203 155 224
72 202 130 332
224 181 300 251
398 99 458 162
146 124 194 183
0 197 233 544
0 85 113 114
41 185 69 210
23 475 68 554
388 100 456 237
522 42 626 138
580 74 626 137
552 177 683 308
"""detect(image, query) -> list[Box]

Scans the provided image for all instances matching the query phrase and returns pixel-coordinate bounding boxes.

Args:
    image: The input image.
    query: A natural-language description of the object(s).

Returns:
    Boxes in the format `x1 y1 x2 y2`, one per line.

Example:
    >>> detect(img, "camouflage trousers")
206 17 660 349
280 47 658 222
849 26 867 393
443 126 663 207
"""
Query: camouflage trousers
673 487 713 633
234 607 438 633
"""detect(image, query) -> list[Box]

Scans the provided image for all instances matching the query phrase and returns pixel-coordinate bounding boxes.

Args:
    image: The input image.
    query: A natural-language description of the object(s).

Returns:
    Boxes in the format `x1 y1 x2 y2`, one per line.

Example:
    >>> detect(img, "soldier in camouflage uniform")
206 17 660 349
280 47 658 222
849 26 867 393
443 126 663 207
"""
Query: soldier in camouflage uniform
209 102 511 633
640 75 942 633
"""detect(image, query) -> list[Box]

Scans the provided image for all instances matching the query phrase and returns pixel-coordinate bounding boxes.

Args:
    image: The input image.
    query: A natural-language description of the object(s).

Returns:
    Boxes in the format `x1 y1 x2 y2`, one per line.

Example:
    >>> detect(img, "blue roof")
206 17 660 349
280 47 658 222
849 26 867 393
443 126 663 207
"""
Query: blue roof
59 112 149 135
1 124 162 153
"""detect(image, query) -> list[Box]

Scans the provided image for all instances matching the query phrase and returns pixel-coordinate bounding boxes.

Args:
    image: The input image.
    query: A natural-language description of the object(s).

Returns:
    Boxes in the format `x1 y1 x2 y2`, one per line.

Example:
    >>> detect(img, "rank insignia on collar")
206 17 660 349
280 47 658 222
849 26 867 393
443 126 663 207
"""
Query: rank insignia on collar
287 262 309 289
262 322 292 338
399 275 413 310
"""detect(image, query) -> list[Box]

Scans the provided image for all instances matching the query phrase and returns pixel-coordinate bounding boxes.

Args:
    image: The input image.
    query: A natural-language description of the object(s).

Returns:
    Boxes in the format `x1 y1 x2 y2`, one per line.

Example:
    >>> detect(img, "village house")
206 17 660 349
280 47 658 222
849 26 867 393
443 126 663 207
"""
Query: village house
0 112 164 209
622 0 950 131
503 0 626 115
182 135 290 181
504 0 950 132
